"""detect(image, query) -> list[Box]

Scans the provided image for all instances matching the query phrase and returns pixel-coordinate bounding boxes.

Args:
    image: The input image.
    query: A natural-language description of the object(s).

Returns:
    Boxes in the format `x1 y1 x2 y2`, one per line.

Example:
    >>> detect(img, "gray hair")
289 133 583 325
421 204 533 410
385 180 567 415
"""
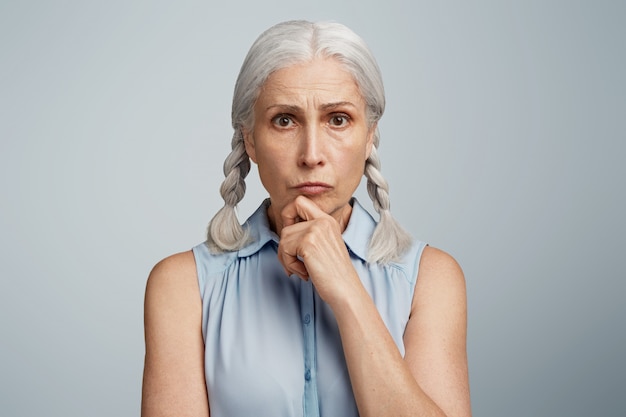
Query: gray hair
207 20 412 263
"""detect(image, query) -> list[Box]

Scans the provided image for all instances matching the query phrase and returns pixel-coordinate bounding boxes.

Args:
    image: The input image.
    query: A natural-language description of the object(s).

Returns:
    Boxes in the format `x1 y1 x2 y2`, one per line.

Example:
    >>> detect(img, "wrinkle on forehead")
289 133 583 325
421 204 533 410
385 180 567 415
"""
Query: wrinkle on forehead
257 58 365 111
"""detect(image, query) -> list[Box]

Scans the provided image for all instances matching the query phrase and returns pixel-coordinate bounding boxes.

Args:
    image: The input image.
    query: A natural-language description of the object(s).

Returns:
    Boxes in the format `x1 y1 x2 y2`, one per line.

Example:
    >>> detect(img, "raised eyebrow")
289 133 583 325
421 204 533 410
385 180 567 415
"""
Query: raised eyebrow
264 102 356 114
265 104 301 113
320 101 357 111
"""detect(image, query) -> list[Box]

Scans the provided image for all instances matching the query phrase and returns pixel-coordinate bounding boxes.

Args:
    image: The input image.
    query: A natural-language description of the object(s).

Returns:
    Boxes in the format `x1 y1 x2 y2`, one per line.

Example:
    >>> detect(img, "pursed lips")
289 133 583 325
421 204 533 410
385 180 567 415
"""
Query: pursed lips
292 182 332 195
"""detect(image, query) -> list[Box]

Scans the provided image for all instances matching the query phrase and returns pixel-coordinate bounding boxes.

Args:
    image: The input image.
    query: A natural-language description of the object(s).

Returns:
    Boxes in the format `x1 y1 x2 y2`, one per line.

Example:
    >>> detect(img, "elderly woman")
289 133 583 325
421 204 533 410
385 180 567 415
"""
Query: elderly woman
142 20 471 417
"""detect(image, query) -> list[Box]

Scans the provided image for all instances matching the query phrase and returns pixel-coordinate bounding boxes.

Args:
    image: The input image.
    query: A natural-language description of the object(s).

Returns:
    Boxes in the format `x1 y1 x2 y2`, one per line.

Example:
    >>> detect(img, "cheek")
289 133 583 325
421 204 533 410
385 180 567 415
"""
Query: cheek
338 153 367 182
255 145 282 170
254 147 289 187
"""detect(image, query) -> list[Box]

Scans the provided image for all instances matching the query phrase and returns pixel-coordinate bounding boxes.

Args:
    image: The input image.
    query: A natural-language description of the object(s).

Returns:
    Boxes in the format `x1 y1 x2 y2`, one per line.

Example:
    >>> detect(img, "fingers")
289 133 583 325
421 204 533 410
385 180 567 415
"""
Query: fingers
278 197 325 280
278 196 346 282
276 197 361 305
279 251 309 280
280 196 326 230
278 217 314 280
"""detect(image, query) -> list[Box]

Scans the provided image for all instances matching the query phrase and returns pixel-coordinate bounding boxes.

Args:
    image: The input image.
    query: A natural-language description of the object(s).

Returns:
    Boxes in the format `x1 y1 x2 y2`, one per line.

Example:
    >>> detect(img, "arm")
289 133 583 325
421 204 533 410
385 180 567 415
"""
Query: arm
278 197 471 417
334 246 471 417
404 246 471 417
141 251 210 417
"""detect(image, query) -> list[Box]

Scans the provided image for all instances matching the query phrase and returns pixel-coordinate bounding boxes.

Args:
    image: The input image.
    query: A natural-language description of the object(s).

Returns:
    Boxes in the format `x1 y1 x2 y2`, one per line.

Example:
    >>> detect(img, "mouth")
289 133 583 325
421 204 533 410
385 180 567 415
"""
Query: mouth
292 182 332 196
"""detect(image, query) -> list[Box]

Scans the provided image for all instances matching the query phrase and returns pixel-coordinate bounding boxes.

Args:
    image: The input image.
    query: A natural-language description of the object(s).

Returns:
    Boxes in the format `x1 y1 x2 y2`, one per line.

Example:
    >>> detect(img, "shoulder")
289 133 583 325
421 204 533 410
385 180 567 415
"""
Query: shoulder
412 246 466 315
147 251 197 290
142 251 209 415
192 241 240 278
150 250 197 275
144 251 200 318
418 246 464 282
143 252 203 366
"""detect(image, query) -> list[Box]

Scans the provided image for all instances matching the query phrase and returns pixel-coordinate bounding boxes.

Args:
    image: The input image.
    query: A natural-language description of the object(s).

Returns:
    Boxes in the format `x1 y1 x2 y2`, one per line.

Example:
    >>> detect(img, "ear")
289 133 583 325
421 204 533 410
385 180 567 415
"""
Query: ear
365 122 377 160
242 128 257 164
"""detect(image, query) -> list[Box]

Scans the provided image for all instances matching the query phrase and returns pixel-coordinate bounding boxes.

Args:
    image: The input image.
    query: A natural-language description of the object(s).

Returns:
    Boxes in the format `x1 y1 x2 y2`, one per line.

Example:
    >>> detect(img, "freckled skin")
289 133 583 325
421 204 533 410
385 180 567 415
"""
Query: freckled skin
243 57 375 234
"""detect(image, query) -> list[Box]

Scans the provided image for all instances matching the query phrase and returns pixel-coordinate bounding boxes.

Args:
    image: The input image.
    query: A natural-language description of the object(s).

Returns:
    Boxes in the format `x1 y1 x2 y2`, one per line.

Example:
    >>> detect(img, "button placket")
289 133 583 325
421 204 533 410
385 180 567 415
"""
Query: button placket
299 278 320 417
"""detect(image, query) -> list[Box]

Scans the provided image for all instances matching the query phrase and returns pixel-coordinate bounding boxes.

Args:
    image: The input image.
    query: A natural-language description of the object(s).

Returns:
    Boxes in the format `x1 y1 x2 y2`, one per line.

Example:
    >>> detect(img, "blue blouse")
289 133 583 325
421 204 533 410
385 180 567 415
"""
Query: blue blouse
192 199 427 417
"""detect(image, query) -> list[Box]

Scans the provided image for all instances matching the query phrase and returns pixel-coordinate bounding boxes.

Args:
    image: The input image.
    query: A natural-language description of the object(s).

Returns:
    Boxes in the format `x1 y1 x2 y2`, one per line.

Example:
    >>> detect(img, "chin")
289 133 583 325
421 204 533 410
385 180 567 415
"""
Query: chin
312 196 352 215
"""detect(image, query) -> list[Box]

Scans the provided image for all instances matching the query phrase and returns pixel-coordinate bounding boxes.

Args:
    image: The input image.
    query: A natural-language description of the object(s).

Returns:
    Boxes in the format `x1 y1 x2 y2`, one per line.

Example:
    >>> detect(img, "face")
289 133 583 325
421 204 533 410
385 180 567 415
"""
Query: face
243 57 375 233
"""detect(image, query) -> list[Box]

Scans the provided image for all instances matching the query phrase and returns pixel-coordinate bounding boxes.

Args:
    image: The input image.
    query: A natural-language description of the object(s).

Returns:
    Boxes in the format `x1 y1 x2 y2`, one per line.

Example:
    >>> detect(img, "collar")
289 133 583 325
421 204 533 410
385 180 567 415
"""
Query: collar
237 198 376 262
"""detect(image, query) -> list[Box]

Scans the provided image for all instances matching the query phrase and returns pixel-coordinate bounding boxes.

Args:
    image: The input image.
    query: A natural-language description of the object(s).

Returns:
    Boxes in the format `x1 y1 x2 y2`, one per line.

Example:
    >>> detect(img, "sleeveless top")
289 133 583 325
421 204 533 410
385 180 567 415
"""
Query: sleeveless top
192 199 427 417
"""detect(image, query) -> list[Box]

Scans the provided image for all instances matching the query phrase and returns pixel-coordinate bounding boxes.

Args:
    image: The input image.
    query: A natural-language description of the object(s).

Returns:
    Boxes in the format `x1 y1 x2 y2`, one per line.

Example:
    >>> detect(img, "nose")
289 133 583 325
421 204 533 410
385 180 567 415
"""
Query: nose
298 124 325 167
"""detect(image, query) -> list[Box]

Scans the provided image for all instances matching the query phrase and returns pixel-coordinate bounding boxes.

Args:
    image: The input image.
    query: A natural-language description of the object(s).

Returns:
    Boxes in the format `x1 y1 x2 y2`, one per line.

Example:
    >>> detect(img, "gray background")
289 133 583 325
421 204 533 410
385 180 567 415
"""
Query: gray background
1 0 624 416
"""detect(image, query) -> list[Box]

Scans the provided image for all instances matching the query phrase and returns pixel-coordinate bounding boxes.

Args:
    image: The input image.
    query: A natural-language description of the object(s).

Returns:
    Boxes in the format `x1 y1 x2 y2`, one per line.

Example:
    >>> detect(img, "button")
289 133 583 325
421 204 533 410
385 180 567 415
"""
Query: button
304 369 311 381
303 313 311 324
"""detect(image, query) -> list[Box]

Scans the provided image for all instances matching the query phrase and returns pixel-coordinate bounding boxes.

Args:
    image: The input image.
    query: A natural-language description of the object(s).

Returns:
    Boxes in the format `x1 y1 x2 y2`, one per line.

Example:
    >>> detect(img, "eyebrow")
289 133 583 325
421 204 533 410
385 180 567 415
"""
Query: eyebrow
265 101 357 112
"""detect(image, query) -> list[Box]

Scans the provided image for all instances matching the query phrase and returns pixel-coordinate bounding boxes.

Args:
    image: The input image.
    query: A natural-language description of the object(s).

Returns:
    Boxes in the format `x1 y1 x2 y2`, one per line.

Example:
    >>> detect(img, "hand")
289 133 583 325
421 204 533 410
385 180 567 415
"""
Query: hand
277 196 360 305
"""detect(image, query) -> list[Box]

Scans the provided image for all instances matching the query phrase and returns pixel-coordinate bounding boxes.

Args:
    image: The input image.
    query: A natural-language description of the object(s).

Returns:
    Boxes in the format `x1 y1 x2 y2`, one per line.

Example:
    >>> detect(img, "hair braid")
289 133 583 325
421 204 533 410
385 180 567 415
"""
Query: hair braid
365 143 412 263
206 130 251 251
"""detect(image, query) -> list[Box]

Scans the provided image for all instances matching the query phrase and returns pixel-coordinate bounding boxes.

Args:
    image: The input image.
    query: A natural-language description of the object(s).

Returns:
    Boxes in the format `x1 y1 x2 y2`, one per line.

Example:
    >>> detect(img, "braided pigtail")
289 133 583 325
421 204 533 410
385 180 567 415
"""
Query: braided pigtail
206 130 251 252
365 138 412 263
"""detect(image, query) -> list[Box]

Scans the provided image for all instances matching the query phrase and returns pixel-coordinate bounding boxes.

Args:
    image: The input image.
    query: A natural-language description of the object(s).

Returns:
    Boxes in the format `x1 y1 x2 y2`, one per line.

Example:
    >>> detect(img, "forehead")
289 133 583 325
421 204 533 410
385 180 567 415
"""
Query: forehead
257 58 365 107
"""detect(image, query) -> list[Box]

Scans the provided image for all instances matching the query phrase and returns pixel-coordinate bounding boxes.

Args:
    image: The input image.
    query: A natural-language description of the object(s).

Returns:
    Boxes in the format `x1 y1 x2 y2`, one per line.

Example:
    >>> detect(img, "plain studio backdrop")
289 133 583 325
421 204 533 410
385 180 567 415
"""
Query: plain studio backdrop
1 1 624 416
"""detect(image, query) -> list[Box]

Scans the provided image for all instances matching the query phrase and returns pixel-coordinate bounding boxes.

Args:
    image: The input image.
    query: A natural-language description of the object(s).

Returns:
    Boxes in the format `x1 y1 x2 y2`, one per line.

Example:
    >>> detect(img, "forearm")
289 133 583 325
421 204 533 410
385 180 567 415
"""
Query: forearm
276 198 468 416
332 282 446 417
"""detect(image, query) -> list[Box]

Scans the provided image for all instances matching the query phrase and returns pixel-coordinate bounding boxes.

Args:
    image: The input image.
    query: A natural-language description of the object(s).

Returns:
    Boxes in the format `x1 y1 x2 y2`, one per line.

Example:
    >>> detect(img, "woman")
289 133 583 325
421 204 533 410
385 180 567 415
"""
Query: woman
142 20 471 417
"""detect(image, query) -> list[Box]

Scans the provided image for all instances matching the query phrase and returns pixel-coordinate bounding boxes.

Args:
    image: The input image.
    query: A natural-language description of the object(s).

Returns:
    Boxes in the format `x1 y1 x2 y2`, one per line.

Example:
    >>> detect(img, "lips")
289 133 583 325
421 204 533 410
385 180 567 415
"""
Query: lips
293 182 332 195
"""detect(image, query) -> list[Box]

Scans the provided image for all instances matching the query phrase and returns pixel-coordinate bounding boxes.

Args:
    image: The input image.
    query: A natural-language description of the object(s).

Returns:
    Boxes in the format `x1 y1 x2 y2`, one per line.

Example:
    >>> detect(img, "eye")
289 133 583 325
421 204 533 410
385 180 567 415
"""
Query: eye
272 114 294 128
329 114 350 127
